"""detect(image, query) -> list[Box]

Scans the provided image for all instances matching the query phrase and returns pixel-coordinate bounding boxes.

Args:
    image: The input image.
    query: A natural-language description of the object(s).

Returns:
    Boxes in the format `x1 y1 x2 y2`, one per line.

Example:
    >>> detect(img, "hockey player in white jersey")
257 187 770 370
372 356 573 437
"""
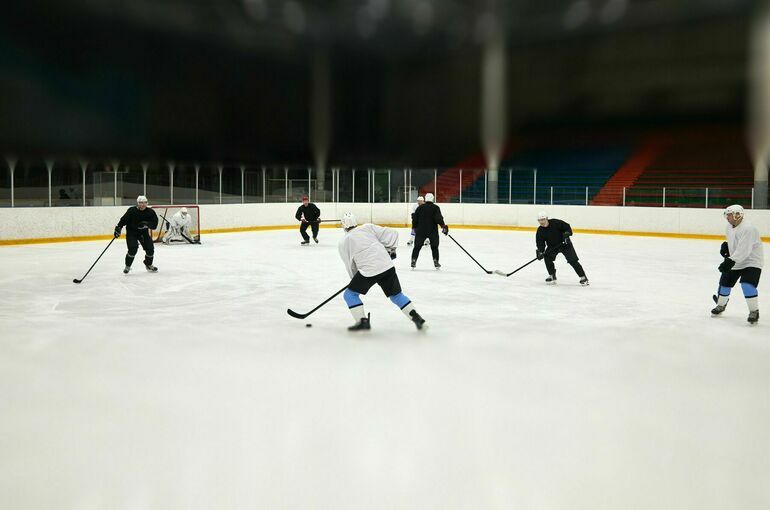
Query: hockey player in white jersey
162 207 194 244
711 204 763 324
338 212 425 331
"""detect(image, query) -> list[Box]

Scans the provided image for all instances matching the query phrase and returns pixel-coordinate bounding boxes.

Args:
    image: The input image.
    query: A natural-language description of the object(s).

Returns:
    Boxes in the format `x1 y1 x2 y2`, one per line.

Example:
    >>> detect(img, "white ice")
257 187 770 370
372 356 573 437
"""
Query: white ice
1 228 769 509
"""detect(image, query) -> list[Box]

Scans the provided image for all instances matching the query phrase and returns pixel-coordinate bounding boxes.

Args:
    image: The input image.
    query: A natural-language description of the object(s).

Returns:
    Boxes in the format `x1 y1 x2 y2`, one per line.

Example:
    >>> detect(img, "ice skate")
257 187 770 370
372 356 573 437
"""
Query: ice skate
579 276 589 286
123 266 131 274
144 263 158 273
433 259 441 269
409 310 425 330
300 240 310 246
407 239 414 246
545 274 557 284
711 304 726 315
411 259 416 269
313 237 318 243
748 310 759 324
348 314 371 331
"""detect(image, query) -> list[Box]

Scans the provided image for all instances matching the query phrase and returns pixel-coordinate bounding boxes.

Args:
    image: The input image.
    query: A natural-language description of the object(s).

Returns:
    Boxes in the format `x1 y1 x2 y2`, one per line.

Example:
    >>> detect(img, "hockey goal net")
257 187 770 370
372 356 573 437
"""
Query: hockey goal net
151 205 201 243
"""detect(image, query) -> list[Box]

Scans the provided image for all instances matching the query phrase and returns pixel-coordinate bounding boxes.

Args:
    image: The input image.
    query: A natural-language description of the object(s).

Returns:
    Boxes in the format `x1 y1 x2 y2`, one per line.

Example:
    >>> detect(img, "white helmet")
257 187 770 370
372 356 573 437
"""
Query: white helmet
724 204 744 219
417 196 425 203
180 207 188 215
137 195 148 204
341 212 357 230
537 211 548 220
425 193 435 203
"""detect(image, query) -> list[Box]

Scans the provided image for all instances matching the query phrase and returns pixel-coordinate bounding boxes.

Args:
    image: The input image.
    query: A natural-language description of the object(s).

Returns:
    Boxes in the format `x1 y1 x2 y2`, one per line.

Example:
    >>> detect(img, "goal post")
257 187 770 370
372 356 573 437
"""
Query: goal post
151 204 201 243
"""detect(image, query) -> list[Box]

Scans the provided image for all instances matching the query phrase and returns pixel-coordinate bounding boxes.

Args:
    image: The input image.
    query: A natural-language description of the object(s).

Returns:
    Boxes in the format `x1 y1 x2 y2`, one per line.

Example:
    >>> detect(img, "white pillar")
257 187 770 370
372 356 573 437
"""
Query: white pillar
195 164 200 205
218 165 223 204
167 161 175 205
46 159 54 207
749 2 770 208
112 159 120 206
6 156 16 207
141 162 148 197
311 47 331 200
480 16 507 204
78 158 88 206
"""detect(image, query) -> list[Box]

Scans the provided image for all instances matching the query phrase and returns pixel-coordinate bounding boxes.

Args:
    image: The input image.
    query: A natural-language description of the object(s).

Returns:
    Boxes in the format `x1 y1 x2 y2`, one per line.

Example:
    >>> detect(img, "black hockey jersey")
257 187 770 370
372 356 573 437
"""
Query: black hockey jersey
412 202 445 236
536 218 573 252
117 206 159 233
295 203 321 222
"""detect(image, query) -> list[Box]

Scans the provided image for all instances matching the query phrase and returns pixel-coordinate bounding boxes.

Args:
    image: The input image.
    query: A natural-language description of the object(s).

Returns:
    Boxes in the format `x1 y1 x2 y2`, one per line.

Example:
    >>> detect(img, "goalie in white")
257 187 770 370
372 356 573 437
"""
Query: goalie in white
162 207 194 244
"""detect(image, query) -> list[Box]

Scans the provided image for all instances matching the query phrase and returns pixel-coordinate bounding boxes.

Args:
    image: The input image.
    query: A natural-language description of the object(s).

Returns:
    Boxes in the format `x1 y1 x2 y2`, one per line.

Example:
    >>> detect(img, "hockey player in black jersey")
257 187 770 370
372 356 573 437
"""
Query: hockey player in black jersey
410 193 448 269
295 195 321 245
535 212 588 285
114 195 159 274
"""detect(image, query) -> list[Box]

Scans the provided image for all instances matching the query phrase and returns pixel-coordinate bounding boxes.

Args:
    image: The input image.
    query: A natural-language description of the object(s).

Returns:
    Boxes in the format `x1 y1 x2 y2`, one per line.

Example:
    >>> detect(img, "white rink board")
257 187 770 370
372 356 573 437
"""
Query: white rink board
0 228 768 509
2 203 770 242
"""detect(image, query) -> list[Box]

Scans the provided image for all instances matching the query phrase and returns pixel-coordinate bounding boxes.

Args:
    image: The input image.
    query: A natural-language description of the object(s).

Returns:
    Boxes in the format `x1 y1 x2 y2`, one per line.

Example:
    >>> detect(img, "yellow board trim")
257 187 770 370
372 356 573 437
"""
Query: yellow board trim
2 223 769 246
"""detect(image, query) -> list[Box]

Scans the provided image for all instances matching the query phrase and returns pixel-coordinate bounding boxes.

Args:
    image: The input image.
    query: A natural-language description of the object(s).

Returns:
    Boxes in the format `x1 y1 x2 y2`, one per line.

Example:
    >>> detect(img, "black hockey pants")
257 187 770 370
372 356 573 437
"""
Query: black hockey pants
300 221 319 241
125 230 154 267
544 242 585 277
411 230 440 262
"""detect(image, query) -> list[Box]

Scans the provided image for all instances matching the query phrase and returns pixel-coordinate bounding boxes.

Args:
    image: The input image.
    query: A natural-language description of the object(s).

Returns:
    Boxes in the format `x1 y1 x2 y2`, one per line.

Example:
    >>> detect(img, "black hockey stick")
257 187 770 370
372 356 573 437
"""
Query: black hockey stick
73 237 117 284
287 285 347 319
154 210 170 243
493 245 562 277
493 257 539 277
446 233 493 274
181 232 201 244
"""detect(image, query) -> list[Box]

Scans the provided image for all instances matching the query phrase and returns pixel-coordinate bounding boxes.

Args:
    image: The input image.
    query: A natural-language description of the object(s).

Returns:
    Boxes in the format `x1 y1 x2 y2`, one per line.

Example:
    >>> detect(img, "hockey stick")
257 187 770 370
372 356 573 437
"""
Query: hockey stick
287 285 348 319
73 237 117 284
446 233 493 274
493 257 539 277
154 210 170 243
493 245 562 277
181 232 201 244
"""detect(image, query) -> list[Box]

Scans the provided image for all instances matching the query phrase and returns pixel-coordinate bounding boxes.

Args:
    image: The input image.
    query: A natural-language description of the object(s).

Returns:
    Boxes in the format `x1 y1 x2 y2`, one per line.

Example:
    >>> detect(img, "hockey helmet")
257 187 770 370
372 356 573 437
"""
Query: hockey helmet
180 207 188 215
425 193 435 203
137 195 148 204
537 211 548 220
341 212 357 230
723 204 744 219
417 196 425 203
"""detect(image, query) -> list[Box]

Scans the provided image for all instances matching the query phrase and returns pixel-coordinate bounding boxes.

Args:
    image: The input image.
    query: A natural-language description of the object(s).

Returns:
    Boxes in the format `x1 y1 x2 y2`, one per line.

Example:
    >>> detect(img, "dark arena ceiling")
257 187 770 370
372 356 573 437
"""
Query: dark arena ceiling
11 0 754 55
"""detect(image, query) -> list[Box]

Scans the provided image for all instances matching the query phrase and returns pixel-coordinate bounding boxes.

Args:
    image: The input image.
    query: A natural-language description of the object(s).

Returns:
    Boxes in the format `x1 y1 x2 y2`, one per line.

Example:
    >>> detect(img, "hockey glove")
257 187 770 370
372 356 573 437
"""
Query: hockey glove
113 226 121 238
562 232 572 244
137 221 150 230
388 249 397 260
536 250 544 260
718 258 736 273
165 220 171 229
719 241 729 258
441 225 449 235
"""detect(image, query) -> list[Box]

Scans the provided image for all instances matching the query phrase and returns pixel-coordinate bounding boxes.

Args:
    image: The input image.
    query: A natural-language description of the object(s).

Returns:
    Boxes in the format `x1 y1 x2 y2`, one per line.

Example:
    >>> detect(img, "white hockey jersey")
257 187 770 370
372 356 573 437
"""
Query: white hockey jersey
726 219 764 270
169 211 192 230
338 223 399 278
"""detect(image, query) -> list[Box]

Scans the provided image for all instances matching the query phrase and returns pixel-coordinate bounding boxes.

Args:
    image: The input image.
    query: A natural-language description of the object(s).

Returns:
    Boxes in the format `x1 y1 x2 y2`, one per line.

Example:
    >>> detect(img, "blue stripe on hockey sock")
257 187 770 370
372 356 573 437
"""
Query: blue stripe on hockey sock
740 282 758 298
343 289 363 308
718 285 732 296
389 292 411 309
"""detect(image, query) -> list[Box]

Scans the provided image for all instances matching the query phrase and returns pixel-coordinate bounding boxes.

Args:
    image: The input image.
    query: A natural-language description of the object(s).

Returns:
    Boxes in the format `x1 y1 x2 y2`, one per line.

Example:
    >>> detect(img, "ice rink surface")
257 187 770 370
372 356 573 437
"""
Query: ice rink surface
1 227 769 509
